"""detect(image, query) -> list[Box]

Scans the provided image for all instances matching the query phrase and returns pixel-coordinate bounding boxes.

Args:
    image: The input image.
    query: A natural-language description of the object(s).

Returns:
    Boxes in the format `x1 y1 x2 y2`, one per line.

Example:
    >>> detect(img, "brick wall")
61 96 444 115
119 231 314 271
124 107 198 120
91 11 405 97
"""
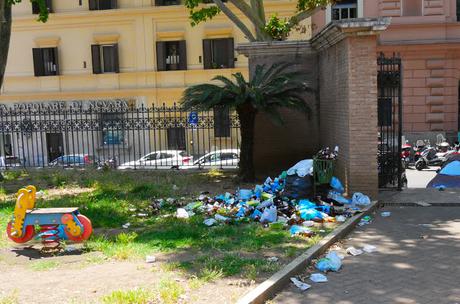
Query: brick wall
318 35 379 197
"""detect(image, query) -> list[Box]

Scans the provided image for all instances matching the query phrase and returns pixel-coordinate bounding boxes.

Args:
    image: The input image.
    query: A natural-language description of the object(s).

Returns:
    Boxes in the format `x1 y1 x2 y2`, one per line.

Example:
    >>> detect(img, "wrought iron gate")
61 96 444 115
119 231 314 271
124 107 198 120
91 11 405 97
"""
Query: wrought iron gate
377 53 403 190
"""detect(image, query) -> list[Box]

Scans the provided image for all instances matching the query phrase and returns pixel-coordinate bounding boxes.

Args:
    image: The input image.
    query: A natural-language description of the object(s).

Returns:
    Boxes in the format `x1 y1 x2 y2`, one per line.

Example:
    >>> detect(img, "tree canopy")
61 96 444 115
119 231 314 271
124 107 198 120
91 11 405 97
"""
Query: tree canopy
184 0 336 41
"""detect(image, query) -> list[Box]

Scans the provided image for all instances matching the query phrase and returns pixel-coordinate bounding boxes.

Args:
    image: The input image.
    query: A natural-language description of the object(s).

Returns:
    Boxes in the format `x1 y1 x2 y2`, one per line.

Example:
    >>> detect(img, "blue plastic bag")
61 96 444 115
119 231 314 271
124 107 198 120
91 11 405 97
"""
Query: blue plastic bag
352 192 371 206
260 206 277 223
290 225 312 236
298 199 316 210
330 177 345 194
328 190 351 204
250 209 263 219
254 185 263 199
239 189 253 201
300 208 323 221
315 251 342 272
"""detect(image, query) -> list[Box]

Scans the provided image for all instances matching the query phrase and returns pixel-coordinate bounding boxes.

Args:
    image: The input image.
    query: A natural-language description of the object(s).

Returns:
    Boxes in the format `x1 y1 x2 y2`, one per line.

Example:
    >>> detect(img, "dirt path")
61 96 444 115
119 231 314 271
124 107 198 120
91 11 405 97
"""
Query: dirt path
0 245 254 304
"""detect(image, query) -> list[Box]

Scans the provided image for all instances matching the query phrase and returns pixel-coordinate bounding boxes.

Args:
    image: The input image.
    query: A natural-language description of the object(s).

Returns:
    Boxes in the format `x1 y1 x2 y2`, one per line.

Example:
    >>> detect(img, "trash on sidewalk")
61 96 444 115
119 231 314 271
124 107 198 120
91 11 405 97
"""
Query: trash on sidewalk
416 201 431 207
290 225 313 237
363 244 377 253
335 215 346 222
358 216 372 226
352 192 371 206
310 273 328 283
122 223 131 229
346 246 363 256
290 277 311 291
145 255 156 263
381 211 391 217
316 251 343 272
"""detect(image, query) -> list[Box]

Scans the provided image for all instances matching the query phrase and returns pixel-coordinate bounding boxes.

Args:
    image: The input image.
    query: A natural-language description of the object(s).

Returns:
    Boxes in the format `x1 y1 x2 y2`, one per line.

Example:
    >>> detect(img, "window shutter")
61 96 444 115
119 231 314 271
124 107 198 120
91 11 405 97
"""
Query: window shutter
45 0 53 13
89 0 97 10
113 44 120 73
226 38 235 68
202 39 212 69
32 48 44 77
155 0 163 6
156 41 167 71
53 47 60 75
32 1 40 14
91 44 102 74
178 40 187 71
111 0 117 9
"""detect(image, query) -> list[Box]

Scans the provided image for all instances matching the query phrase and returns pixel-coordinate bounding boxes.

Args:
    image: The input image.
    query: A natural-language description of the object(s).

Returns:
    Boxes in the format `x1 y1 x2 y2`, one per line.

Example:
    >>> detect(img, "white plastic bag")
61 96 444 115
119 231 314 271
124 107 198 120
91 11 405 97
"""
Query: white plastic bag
287 159 313 177
352 192 371 206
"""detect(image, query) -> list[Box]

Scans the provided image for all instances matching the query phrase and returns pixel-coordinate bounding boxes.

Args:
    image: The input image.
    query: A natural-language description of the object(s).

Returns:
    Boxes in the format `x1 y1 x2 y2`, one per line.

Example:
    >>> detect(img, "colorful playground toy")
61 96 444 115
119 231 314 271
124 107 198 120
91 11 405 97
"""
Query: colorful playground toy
6 186 92 248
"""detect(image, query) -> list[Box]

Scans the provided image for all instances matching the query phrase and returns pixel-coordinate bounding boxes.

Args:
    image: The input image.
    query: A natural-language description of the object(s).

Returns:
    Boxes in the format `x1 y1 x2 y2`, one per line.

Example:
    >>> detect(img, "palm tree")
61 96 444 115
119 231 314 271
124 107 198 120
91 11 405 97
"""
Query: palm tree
181 63 315 181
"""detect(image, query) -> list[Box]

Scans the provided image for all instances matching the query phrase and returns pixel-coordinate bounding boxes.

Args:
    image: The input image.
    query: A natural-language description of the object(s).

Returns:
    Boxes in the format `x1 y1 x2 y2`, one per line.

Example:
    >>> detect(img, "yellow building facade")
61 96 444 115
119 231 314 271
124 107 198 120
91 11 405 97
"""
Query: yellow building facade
0 0 307 167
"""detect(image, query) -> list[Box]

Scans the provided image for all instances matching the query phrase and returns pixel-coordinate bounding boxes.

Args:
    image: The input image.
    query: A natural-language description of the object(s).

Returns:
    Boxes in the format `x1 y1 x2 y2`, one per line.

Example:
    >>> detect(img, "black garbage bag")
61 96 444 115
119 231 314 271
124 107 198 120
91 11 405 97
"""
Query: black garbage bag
284 175 313 199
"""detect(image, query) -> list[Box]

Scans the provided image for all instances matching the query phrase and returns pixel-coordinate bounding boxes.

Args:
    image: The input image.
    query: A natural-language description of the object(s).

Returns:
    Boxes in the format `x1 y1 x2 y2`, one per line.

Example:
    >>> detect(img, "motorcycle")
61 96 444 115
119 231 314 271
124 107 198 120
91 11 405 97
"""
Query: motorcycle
401 143 412 169
415 143 455 171
413 139 428 162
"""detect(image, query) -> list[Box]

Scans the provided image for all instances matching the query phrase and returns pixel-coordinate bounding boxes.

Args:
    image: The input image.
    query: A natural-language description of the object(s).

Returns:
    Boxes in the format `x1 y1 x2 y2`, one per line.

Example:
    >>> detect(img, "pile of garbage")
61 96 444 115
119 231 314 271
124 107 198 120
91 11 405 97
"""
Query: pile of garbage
175 155 372 237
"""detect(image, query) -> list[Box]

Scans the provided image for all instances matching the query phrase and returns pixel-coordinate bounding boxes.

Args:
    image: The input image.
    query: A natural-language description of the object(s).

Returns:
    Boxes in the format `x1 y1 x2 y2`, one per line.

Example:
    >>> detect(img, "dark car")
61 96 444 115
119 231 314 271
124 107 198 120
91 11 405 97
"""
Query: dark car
49 154 99 168
427 153 460 189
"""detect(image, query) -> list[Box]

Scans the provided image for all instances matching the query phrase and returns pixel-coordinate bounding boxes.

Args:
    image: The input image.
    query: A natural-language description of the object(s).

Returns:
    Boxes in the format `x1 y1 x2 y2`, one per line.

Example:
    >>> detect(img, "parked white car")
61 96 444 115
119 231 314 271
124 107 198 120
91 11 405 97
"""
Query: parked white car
181 149 240 170
118 150 192 170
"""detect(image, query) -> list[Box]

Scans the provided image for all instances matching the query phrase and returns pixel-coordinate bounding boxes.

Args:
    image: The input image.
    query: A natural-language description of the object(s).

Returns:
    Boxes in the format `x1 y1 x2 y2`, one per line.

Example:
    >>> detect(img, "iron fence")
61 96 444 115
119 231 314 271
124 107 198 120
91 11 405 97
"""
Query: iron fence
0 101 241 170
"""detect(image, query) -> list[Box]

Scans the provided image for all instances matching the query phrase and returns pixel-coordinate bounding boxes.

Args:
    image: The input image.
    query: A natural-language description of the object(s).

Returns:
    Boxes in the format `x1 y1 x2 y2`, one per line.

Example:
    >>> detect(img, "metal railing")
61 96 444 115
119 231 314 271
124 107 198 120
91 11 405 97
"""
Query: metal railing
0 101 241 170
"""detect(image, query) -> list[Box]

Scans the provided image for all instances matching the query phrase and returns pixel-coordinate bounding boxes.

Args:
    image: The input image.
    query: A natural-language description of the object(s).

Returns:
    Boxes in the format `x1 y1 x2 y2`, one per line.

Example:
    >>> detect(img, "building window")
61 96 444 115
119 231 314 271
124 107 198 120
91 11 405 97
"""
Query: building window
402 0 422 16
155 0 180 5
331 0 357 21
457 0 460 21
32 47 59 77
32 0 53 14
101 113 124 145
89 0 117 10
156 41 187 71
214 107 231 137
167 127 186 150
91 44 119 74
203 38 235 69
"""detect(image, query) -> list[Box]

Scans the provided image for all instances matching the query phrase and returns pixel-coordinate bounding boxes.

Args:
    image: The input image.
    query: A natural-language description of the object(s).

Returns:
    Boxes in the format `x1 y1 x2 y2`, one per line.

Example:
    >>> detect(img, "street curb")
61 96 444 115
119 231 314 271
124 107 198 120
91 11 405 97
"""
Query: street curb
381 202 460 207
236 200 381 304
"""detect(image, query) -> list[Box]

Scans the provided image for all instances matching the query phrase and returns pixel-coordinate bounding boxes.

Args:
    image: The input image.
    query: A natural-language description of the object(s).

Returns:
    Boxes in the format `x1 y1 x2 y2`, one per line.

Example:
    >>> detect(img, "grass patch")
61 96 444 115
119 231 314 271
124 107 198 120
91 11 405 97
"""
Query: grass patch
101 288 155 304
158 278 184 304
0 290 19 304
30 260 60 271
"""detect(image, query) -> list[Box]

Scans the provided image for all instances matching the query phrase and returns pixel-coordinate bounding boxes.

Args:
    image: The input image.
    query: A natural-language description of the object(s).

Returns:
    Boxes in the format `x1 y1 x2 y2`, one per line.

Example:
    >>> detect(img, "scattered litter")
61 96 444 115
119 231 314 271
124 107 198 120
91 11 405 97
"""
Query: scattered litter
145 255 156 263
330 176 344 194
137 213 148 217
122 223 131 229
203 218 217 226
64 245 76 252
290 277 311 291
363 245 377 253
302 221 315 227
381 212 391 217
352 193 371 206
358 216 372 226
172 184 179 191
176 208 189 219
267 257 279 263
316 251 342 272
346 246 363 256
310 273 328 283
215 214 230 222
290 225 313 237
335 215 346 222
416 201 431 207
36 190 45 198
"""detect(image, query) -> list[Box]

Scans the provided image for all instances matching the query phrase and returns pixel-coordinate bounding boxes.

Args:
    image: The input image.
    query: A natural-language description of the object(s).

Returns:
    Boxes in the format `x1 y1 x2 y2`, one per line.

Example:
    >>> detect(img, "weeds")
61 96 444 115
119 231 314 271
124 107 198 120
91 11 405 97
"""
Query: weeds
158 278 184 304
30 260 60 271
101 288 155 304
0 290 19 304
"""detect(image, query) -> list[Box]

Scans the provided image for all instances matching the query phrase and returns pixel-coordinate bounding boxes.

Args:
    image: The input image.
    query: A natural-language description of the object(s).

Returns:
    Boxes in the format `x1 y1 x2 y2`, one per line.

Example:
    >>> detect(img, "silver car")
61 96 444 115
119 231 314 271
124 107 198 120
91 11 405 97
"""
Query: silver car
182 149 240 169
118 150 193 170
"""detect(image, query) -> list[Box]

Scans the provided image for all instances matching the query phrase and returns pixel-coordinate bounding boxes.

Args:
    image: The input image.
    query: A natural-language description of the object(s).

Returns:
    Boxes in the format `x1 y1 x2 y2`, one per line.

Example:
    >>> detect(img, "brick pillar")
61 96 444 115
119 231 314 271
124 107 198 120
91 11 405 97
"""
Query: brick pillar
312 19 390 197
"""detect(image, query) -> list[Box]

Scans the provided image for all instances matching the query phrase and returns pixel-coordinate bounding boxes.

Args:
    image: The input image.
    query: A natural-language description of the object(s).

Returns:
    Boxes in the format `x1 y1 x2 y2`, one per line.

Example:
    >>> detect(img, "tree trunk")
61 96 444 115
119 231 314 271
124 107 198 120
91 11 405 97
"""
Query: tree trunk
236 103 257 182
0 0 12 91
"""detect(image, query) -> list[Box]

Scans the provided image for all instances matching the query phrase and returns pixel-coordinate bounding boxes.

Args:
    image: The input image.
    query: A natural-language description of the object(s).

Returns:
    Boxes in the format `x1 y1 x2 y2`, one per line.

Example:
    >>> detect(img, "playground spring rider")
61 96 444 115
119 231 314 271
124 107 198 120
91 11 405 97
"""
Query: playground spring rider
6 186 93 249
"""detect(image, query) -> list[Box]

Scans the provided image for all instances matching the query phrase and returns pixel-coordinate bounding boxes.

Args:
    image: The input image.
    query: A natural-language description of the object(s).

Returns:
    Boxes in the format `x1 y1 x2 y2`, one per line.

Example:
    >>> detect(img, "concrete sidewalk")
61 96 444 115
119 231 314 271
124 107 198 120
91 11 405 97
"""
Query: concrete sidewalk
272 206 460 304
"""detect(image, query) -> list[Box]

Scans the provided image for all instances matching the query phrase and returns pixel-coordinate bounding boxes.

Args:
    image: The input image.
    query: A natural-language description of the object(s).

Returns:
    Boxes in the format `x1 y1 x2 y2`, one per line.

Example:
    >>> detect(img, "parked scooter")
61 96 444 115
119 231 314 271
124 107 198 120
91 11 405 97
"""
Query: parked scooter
413 139 428 162
415 142 455 170
401 143 412 169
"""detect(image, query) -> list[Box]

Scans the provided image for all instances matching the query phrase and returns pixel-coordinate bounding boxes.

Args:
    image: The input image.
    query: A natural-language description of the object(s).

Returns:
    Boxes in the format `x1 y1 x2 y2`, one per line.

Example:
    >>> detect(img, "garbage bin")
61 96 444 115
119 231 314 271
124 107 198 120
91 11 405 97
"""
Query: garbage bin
313 157 335 195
